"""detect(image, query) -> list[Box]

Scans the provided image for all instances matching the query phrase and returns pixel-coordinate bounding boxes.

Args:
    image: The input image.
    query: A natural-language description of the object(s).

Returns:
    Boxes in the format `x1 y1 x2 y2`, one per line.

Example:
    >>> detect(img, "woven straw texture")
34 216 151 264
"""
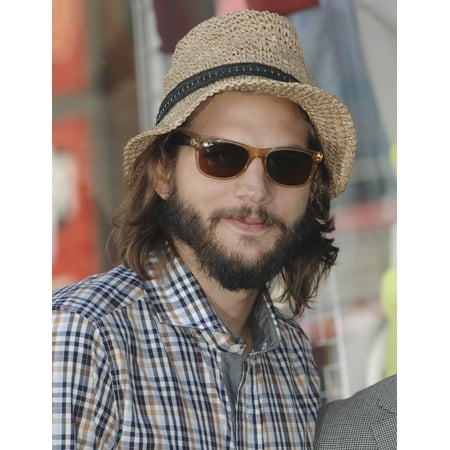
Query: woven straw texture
123 9 357 197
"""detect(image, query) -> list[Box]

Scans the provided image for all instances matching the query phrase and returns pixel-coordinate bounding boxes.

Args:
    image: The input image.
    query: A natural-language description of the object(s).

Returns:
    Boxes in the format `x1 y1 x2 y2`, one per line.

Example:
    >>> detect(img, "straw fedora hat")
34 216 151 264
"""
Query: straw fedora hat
123 9 357 198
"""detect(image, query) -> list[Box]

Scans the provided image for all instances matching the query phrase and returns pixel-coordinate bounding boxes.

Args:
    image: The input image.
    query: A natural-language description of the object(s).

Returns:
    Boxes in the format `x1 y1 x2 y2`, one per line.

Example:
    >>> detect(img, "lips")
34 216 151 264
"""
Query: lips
239 216 269 225
225 216 272 233
210 207 286 233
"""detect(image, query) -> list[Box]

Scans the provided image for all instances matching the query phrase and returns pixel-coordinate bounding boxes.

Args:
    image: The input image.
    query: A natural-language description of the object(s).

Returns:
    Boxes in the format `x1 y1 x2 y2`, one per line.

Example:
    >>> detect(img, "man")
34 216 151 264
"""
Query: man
314 374 397 449
53 10 356 449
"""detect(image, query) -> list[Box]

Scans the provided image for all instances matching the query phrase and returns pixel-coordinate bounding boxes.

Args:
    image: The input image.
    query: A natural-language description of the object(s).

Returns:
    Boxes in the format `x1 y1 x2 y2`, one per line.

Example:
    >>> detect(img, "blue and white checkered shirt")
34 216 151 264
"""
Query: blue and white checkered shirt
53 250 320 449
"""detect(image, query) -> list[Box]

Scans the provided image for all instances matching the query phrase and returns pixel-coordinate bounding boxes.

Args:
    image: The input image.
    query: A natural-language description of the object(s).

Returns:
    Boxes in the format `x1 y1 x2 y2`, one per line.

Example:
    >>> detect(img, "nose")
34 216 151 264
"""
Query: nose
234 158 272 204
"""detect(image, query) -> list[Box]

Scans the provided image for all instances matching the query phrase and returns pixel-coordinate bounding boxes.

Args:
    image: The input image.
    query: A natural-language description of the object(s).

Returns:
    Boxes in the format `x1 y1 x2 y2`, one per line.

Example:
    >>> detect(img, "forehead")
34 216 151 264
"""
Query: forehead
185 91 310 146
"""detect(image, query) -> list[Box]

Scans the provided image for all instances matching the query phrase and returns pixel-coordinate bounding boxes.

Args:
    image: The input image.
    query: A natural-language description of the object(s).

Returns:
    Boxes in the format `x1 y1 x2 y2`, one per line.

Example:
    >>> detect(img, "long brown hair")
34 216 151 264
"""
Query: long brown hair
108 125 338 317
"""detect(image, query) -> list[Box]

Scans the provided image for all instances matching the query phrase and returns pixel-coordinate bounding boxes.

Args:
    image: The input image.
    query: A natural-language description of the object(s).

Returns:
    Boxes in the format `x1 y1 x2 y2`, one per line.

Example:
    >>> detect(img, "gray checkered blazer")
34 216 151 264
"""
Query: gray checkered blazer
314 374 396 449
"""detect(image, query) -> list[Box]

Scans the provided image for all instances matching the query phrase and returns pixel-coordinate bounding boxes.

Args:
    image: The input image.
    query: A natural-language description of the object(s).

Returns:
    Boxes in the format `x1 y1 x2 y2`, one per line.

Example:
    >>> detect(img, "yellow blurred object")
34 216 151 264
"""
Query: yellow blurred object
389 142 397 173
380 264 397 376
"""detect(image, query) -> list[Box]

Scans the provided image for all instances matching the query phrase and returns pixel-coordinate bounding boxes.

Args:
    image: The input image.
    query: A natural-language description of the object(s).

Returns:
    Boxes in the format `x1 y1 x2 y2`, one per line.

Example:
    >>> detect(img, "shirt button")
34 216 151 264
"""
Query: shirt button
229 344 244 354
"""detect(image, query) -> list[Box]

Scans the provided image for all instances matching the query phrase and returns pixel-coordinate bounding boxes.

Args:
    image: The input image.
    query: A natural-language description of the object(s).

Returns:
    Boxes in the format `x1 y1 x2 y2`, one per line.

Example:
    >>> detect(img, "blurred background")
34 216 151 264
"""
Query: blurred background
52 0 397 404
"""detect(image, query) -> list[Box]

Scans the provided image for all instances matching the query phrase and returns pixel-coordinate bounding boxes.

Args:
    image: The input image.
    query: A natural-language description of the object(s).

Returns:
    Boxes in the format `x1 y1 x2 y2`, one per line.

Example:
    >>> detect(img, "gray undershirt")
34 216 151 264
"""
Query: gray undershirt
222 351 244 424
221 292 280 427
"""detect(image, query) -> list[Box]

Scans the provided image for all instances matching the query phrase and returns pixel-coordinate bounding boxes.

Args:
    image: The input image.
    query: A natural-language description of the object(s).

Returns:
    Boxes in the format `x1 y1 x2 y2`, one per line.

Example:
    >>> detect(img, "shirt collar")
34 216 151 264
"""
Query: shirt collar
142 247 281 352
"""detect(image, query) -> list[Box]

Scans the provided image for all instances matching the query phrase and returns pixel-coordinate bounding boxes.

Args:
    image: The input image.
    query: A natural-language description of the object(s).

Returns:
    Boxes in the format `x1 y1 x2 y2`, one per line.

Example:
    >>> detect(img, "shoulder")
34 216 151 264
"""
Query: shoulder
52 265 145 321
363 374 396 406
52 265 152 368
319 374 396 421
339 375 396 413
314 375 397 449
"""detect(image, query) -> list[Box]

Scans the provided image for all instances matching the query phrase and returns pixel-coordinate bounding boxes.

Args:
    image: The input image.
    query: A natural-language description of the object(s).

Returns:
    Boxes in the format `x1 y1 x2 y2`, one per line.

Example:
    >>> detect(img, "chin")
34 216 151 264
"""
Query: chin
227 242 274 262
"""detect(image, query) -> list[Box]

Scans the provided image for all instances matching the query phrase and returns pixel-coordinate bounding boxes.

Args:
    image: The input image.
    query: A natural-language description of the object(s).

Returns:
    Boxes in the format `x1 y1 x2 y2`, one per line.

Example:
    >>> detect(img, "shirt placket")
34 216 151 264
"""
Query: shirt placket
234 353 266 449
197 328 246 447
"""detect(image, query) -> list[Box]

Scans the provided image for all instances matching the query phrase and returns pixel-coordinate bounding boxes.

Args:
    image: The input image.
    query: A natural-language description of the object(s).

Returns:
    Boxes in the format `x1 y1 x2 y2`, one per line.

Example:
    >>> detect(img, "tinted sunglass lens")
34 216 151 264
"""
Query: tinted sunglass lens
198 142 248 178
267 150 313 186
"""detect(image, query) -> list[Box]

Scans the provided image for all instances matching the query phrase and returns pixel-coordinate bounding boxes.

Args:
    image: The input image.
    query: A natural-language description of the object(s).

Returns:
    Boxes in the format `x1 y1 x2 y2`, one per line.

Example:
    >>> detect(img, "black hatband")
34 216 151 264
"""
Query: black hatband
156 62 299 124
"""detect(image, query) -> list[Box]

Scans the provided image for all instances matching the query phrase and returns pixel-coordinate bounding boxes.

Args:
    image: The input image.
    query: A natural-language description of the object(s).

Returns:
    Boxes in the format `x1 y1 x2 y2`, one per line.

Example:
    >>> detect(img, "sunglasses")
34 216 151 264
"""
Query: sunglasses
168 131 323 187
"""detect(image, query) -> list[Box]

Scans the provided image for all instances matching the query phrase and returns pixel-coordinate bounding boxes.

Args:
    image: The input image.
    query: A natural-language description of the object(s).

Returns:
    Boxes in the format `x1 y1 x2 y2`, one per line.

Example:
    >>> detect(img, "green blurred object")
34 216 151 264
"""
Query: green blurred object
389 142 397 172
380 141 397 377
380 265 397 376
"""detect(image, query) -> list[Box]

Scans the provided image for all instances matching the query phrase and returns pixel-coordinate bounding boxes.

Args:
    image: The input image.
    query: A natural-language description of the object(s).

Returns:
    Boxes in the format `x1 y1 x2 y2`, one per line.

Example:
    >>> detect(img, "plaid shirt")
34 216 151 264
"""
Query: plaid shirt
53 251 320 449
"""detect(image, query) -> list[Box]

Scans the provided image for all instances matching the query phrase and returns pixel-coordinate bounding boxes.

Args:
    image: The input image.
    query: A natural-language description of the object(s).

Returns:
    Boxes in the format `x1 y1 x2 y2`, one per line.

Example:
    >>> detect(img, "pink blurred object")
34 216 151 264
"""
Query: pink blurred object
246 0 319 15
216 0 248 15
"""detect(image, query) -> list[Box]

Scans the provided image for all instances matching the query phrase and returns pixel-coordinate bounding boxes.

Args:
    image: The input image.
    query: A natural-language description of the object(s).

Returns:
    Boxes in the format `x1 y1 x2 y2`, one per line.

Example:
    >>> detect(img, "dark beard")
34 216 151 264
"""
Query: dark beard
159 191 314 291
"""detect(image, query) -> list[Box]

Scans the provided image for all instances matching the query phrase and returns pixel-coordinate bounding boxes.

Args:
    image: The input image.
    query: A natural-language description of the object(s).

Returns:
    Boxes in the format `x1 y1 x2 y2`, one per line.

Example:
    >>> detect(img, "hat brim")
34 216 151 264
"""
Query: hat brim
123 77 357 198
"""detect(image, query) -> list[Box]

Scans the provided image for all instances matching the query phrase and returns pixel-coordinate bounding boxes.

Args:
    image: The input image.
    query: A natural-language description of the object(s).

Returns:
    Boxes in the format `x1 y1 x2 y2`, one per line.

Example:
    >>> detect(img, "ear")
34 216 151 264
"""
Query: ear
154 159 173 200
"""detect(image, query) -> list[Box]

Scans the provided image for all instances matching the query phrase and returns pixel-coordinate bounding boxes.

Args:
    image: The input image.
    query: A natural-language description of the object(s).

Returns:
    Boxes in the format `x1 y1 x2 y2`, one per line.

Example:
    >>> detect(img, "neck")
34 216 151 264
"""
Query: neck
173 239 260 342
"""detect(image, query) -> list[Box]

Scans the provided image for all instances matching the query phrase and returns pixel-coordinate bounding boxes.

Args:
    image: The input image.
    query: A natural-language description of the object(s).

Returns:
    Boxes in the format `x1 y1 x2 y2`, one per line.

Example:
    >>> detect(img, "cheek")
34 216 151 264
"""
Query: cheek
172 152 195 193
276 187 311 223
173 152 223 206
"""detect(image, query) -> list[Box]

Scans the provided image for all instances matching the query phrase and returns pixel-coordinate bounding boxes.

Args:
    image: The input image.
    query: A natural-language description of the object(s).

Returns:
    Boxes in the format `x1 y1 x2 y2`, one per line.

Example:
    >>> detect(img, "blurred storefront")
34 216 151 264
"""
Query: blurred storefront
52 0 139 286
53 0 397 403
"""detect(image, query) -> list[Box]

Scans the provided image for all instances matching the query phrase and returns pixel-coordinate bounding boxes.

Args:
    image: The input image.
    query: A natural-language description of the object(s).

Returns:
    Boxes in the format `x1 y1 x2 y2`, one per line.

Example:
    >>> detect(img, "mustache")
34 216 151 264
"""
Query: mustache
209 206 287 232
